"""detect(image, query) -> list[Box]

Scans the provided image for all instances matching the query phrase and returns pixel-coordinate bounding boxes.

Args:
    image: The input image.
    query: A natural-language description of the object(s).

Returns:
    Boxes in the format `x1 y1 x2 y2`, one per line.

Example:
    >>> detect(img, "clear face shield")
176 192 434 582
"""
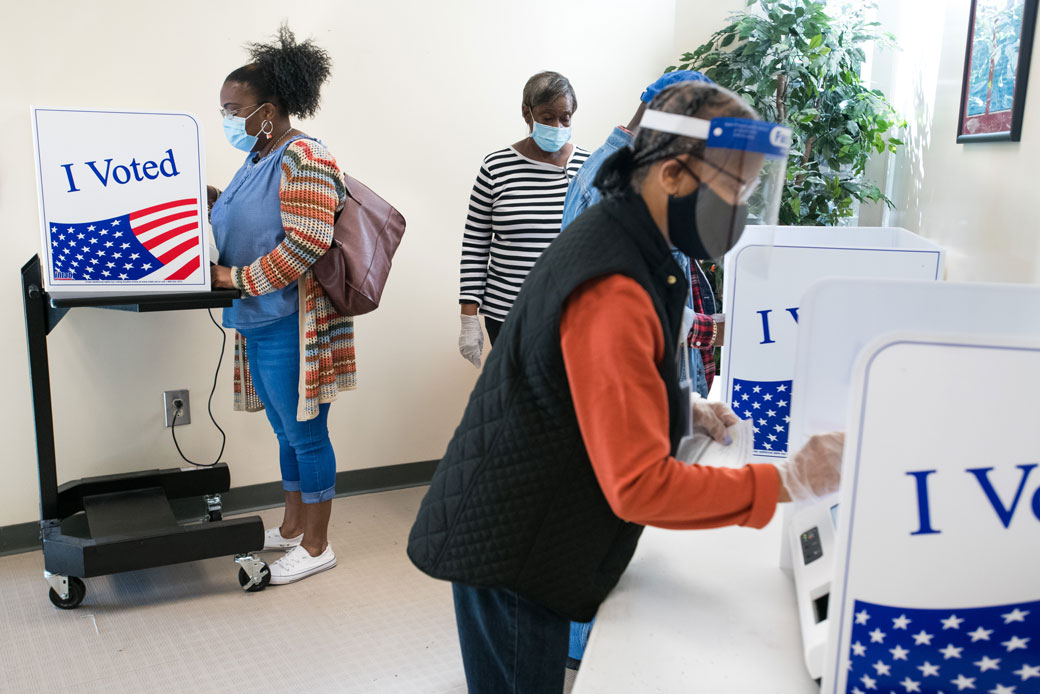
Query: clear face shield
638 111 791 260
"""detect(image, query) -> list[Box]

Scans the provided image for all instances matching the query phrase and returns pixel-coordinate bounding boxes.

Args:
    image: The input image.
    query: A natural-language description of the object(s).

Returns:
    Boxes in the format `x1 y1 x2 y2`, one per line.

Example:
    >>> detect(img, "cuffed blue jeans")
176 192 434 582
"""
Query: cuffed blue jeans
452 583 569 694
238 312 336 504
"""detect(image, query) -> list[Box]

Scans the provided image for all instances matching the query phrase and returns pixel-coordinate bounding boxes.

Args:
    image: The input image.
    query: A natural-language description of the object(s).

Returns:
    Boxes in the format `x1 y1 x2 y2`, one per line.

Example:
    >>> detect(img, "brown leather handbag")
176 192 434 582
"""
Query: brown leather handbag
311 174 406 316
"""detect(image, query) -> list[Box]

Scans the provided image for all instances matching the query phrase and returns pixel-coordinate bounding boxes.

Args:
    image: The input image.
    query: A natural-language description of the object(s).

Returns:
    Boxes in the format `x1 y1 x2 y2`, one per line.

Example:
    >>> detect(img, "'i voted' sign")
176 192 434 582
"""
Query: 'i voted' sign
31 107 210 297
721 226 944 462
823 333 1040 694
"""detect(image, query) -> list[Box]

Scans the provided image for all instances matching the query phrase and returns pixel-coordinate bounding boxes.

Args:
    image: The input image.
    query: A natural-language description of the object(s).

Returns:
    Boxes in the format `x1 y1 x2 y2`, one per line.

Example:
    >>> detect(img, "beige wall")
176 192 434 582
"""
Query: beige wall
674 0 746 57
9 1 1030 529
1 0 751 527
870 0 1040 283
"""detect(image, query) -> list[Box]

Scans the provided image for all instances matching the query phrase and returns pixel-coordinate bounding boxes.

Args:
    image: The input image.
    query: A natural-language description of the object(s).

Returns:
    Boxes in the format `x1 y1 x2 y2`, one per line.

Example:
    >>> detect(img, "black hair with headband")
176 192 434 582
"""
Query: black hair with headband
594 82 759 196
226 24 332 119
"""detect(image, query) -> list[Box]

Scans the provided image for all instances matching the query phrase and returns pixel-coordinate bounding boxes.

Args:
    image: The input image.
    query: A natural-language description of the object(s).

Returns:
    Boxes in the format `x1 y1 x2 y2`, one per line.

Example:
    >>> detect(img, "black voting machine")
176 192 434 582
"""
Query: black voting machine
21 255 269 608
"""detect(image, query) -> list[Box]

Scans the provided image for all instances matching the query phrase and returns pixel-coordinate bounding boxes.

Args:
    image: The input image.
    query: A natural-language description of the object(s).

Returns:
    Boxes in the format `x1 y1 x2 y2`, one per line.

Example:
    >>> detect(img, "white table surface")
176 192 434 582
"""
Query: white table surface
572 516 820 694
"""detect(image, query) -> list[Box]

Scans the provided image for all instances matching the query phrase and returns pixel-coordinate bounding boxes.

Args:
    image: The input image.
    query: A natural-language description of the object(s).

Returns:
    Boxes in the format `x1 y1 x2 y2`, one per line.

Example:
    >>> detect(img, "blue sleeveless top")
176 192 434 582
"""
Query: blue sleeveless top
211 135 308 329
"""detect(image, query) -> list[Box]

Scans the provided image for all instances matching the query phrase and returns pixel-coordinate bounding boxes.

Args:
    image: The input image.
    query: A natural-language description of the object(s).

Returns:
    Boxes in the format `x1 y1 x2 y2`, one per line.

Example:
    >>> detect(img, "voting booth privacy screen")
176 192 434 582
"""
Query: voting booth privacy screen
31 108 210 297
787 279 1040 686
823 332 1040 694
720 226 944 462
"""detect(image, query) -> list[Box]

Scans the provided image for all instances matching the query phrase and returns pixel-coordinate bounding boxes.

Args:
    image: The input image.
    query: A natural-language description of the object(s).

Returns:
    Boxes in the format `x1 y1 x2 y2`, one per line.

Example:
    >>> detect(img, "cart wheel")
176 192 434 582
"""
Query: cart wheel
207 509 223 522
48 576 86 609
238 563 271 592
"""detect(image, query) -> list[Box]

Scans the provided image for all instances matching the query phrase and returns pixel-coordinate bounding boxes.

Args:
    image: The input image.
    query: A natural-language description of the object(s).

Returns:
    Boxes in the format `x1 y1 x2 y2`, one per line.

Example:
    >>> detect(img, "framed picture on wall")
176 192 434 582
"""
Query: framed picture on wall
957 0 1039 142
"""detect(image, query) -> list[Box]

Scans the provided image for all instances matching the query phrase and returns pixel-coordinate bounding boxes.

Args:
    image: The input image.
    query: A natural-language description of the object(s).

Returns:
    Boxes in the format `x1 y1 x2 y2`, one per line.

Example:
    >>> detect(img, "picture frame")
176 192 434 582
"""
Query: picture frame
957 0 1039 143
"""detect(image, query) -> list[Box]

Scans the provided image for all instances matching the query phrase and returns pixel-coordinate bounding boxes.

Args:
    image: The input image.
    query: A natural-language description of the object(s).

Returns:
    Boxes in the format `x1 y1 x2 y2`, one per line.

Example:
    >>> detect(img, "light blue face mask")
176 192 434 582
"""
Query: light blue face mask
530 121 571 153
222 105 265 152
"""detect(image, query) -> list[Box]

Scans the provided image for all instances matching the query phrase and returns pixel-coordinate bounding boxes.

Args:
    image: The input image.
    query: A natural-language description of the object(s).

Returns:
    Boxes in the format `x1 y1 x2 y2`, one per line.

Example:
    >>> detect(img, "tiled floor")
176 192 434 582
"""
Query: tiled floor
0 487 576 693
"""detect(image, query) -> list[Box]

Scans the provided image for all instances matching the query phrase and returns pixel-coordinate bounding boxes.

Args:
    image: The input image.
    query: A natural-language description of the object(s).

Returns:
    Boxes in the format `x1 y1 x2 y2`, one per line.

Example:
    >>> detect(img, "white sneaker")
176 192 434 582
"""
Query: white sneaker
269 544 336 585
263 527 303 551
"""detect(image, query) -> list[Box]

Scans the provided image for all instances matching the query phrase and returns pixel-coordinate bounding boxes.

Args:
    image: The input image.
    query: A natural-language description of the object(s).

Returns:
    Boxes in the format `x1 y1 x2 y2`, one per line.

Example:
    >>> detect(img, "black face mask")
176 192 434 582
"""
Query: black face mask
666 172 750 261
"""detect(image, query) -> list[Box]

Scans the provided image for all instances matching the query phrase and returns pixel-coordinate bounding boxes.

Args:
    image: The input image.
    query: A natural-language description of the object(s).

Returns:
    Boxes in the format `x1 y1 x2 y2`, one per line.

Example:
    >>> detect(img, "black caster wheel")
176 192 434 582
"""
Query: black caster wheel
48 576 86 609
238 563 271 592
207 509 223 522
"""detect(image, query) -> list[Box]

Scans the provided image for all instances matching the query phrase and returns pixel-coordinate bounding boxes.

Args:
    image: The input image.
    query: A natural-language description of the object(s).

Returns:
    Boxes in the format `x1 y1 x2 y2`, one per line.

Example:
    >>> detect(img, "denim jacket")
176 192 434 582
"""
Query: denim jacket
560 126 634 231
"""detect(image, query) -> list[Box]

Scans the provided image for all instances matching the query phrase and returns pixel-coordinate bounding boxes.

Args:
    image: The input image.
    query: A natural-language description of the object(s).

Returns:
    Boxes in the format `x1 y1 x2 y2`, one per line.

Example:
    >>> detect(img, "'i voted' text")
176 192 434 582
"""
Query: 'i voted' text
60 149 181 192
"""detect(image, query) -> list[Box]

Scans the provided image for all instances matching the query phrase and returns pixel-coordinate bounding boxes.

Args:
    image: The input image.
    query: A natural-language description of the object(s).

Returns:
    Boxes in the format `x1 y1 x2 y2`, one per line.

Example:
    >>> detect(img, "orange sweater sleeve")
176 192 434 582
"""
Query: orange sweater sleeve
560 275 779 530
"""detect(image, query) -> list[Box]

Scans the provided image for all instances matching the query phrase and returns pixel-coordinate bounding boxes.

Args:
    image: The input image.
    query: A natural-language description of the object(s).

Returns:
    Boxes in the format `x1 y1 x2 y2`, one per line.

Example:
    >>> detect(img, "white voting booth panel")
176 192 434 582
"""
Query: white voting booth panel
721 226 943 463
822 332 1040 694
786 278 1040 682
31 107 210 298
789 278 1040 453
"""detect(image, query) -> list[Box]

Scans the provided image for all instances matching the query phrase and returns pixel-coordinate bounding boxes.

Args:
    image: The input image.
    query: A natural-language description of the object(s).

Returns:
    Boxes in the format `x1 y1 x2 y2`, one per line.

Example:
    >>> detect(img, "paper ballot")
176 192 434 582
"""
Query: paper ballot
675 417 754 468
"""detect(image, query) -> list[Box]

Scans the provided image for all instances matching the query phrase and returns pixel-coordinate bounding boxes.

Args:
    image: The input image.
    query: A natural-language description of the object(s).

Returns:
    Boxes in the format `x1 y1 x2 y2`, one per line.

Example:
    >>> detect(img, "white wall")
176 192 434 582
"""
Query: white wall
871 0 1040 283
1 0 750 527
674 0 746 56
11 0 1028 530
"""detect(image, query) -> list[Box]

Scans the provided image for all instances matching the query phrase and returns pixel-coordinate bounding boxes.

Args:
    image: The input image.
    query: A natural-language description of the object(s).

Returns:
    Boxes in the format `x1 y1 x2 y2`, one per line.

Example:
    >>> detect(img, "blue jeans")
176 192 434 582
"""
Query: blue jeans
568 618 595 661
452 583 569 694
238 313 336 504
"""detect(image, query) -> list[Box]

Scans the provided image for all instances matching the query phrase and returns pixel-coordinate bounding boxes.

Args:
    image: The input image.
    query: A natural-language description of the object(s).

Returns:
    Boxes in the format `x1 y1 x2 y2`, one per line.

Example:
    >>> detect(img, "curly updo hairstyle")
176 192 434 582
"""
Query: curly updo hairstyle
225 24 332 119
594 82 758 196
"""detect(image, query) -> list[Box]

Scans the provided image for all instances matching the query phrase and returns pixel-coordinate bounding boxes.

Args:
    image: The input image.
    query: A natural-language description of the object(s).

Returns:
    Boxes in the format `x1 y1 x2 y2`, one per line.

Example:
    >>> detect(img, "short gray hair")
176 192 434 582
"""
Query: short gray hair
522 71 577 112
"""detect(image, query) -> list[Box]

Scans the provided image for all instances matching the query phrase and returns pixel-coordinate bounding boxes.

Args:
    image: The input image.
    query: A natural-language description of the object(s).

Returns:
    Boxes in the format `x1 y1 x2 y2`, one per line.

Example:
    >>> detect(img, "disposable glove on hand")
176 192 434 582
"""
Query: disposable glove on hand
458 314 484 367
640 70 714 103
776 432 845 503
691 398 740 445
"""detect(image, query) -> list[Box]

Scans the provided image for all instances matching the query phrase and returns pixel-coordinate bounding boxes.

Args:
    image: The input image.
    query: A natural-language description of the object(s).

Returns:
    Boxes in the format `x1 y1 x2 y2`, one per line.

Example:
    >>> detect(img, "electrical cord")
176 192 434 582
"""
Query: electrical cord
170 308 227 467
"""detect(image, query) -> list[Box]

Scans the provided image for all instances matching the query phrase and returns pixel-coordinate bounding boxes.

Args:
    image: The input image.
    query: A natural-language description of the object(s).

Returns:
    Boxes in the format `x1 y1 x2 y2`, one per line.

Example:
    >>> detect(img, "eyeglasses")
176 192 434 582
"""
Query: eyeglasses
219 104 262 120
676 157 760 203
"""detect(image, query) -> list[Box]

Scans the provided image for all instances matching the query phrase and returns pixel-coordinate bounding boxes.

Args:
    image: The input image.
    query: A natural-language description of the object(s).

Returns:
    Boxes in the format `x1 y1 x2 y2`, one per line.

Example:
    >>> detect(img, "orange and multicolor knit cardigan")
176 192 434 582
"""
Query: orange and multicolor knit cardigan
231 138 357 421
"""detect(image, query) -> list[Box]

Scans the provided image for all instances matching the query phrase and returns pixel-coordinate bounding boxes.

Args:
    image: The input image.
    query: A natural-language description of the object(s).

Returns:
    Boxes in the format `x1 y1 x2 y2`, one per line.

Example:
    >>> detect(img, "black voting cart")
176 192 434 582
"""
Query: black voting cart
21 255 269 609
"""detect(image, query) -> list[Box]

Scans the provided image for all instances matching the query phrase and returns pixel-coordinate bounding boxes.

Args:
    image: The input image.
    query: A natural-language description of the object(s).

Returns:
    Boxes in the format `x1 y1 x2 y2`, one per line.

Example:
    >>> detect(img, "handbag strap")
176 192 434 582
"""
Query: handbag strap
285 135 355 217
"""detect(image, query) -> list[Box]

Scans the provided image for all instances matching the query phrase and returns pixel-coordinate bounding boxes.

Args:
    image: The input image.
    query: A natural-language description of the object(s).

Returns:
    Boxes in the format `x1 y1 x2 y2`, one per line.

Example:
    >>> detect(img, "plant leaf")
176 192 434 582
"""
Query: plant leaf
671 0 904 227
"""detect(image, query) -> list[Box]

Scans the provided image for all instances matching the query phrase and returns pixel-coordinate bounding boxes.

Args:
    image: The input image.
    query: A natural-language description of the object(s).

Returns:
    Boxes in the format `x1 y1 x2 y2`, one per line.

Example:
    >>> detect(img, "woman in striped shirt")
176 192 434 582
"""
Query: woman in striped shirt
458 71 590 366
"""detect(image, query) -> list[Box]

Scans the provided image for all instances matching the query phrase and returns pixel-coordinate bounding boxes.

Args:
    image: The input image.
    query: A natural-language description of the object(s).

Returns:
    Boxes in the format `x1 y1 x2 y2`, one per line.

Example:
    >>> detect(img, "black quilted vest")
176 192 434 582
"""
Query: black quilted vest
408 191 688 621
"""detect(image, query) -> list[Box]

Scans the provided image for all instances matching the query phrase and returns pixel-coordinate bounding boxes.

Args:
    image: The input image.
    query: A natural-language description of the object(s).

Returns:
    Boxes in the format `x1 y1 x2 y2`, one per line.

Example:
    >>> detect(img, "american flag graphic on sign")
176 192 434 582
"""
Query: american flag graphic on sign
730 378 792 457
48 198 201 282
844 598 1039 694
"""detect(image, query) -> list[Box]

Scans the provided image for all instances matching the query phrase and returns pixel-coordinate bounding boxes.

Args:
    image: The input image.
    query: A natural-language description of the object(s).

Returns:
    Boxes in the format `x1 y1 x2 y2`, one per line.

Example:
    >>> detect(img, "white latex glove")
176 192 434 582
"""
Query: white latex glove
458 314 484 367
776 432 845 502
691 398 740 445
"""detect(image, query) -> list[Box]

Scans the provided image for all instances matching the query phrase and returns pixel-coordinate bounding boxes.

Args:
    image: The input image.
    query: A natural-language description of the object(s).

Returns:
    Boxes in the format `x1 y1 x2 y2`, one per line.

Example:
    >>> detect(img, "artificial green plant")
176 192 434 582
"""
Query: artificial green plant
670 0 906 226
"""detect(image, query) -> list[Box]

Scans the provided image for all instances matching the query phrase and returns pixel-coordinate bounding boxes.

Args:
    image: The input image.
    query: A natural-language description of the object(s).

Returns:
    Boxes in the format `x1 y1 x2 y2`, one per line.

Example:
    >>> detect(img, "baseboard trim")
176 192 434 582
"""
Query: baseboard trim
0 522 41 558
0 460 437 557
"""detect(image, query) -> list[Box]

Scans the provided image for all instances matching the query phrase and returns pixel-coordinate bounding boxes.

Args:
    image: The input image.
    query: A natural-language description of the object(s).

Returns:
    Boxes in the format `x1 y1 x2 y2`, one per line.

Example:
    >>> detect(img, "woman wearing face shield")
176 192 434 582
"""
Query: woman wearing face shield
457 71 590 367
409 81 843 694
208 26 354 585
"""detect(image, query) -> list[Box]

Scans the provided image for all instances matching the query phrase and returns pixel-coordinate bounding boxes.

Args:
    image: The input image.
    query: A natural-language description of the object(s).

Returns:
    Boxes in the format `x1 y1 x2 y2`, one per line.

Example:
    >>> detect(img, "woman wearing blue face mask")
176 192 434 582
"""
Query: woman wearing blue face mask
207 25 355 586
458 71 589 367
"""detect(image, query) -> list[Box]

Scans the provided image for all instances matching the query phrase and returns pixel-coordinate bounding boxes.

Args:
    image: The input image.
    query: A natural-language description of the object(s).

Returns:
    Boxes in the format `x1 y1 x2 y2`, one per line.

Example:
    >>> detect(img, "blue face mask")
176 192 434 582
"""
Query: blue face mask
530 121 571 153
222 105 264 152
